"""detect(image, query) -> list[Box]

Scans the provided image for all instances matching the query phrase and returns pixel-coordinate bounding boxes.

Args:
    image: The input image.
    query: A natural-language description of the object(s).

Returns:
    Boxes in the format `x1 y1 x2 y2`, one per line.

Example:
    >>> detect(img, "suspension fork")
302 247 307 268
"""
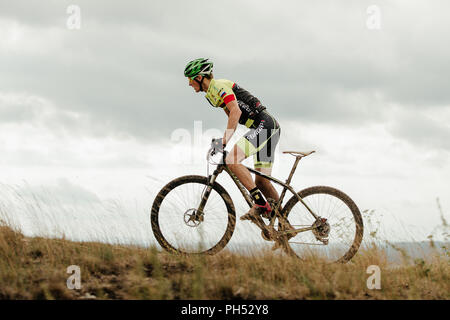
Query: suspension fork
196 165 224 216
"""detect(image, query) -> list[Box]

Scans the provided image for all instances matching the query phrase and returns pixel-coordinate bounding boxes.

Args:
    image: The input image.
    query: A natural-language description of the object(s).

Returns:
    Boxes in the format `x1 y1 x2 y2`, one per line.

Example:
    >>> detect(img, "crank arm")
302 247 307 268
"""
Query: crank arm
249 216 274 240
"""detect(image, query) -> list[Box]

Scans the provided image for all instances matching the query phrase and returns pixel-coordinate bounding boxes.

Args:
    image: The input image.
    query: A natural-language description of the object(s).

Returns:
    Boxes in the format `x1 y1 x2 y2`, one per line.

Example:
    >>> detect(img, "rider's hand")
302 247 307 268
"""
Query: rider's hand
211 138 225 154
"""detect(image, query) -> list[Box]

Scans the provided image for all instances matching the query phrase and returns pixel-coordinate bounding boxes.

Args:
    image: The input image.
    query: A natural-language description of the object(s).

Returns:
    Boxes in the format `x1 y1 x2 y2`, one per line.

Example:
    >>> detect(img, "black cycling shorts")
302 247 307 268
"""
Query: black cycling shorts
236 110 281 169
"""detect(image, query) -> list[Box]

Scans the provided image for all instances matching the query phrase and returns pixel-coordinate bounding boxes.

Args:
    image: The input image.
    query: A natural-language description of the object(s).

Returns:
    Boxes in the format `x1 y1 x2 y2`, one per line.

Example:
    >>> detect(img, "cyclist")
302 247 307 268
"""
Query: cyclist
184 58 281 224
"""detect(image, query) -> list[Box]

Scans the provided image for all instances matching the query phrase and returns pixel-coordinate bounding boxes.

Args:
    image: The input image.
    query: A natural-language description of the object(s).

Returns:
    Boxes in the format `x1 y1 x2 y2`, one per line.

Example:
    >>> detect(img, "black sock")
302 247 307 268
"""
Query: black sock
250 187 266 206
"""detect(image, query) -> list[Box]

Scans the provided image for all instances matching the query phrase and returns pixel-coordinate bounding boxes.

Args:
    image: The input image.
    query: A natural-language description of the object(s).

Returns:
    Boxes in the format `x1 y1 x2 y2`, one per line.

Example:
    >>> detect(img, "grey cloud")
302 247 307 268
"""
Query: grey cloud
387 108 450 152
0 1 66 27
1 0 450 147
11 178 101 207
0 94 45 123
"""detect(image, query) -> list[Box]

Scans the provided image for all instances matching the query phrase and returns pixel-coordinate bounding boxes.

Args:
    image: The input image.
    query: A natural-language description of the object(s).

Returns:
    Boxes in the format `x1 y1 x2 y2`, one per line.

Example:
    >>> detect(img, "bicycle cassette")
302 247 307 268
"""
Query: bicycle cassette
312 217 330 241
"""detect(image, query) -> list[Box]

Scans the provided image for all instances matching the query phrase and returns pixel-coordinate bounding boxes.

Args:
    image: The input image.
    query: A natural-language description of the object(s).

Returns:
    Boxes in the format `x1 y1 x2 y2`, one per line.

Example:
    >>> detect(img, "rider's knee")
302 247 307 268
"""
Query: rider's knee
255 178 268 190
224 154 233 166
225 152 241 166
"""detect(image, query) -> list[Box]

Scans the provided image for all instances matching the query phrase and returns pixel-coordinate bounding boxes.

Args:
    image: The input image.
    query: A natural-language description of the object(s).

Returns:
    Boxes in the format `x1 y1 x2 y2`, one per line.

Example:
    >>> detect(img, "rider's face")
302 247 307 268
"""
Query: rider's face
188 76 201 92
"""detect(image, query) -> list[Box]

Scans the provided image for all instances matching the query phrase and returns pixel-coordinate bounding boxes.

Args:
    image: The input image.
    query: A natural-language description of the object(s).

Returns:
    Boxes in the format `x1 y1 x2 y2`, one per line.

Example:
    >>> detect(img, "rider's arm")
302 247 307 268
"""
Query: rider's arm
222 100 241 146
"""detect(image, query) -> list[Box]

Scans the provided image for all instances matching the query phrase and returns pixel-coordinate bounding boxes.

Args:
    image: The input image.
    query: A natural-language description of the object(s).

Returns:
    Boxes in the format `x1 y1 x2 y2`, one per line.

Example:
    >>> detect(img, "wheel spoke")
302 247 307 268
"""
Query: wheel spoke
151 176 235 255
283 186 363 263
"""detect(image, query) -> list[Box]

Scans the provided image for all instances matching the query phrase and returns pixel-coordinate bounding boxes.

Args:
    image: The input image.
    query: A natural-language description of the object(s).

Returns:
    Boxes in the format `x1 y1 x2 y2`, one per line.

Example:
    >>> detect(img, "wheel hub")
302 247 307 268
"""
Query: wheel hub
312 217 330 242
183 209 203 227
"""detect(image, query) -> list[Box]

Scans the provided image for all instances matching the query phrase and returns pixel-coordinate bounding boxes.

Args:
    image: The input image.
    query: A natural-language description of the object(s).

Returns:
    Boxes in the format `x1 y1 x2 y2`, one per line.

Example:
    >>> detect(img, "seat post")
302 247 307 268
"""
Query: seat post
287 156 302 183
278 156 302 206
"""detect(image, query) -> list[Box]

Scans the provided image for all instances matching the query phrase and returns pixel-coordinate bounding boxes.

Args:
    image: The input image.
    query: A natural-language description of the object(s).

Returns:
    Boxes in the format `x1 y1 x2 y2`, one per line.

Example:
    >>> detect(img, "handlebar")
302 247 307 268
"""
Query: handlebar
207 138 228 165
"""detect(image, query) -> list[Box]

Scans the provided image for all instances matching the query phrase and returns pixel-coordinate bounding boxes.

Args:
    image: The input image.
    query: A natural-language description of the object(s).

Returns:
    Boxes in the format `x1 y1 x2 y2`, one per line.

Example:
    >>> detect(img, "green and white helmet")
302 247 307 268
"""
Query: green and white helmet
184 58 213 78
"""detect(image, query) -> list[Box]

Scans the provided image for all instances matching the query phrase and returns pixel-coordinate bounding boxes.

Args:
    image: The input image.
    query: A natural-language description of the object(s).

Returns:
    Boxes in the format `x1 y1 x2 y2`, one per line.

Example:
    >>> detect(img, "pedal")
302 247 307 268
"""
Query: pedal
261 211 273 220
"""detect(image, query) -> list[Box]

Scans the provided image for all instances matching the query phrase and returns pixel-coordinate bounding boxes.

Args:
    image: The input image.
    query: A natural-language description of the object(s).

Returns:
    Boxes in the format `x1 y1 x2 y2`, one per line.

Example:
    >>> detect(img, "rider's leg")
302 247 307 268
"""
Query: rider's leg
225 145 256 191
253 127 280 204
254 164 294 249
231 121 280 219
251 126 281 213
226 145 269 209
255 167 280 202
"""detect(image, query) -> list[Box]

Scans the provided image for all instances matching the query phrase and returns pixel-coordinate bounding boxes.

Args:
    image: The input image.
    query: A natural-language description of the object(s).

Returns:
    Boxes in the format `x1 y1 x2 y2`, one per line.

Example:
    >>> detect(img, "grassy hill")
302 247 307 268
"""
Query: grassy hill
0 225 448 300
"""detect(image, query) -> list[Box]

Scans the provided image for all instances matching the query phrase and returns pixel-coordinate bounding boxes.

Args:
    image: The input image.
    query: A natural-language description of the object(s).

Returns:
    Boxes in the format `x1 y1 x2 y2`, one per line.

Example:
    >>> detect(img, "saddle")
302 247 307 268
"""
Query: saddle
282 150 315 158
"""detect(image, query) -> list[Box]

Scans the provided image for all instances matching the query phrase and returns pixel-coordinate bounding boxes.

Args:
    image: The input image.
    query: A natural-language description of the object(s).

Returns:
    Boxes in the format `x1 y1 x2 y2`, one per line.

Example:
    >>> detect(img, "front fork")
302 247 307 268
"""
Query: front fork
195 165 224 221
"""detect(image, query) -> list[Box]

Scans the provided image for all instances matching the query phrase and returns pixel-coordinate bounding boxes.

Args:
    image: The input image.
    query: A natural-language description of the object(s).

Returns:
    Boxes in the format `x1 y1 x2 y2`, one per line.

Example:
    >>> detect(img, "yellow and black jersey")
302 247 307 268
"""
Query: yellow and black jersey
205 79 266 128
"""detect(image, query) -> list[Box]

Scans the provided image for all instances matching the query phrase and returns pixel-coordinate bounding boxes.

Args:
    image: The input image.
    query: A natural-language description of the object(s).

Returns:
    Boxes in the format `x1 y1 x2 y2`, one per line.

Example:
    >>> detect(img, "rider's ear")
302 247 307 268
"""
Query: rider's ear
195 75 203 82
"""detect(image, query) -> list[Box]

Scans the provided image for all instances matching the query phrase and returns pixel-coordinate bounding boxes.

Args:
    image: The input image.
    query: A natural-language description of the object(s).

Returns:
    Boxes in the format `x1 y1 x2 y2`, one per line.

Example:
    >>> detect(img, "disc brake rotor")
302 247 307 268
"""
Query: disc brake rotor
183 209 203 227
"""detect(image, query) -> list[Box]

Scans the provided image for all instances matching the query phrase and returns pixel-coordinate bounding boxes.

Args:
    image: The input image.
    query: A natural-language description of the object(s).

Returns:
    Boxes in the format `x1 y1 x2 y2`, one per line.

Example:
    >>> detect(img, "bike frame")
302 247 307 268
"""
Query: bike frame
199 151 319 222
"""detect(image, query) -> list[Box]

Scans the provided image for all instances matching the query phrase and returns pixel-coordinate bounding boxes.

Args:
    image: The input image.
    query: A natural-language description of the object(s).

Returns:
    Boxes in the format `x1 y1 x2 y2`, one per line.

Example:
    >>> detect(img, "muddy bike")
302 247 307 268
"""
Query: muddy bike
151 140 364 263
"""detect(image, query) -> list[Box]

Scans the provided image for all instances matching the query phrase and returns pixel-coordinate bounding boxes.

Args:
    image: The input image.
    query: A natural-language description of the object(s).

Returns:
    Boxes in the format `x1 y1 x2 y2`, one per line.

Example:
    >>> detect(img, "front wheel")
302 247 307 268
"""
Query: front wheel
151 175 236 255
282 186 364 263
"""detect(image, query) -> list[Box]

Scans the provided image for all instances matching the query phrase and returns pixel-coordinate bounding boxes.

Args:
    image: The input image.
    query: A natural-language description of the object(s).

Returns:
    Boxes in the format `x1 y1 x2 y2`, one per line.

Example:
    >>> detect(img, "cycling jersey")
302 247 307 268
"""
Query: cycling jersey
205 79 266 128
204 78 280 169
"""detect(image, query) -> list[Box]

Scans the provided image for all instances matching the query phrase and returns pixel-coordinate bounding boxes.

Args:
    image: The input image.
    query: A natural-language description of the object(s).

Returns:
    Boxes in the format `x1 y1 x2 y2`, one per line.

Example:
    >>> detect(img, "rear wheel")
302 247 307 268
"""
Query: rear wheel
151 175 236 255
282 186 363 263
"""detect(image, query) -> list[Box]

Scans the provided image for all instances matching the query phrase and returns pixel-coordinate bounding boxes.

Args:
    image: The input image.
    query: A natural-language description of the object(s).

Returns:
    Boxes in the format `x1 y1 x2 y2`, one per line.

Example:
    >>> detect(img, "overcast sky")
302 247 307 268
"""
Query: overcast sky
0 0 449 245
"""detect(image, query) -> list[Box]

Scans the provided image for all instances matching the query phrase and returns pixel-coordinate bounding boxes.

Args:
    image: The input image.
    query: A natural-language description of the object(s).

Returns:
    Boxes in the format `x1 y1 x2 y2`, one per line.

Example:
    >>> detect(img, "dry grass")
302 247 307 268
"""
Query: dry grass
0 223 448 300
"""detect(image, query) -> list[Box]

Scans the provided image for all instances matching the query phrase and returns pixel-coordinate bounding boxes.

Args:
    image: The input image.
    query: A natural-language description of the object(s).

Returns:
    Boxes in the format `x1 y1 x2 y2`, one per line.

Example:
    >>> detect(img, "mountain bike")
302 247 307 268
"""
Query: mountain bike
151 140 364 263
